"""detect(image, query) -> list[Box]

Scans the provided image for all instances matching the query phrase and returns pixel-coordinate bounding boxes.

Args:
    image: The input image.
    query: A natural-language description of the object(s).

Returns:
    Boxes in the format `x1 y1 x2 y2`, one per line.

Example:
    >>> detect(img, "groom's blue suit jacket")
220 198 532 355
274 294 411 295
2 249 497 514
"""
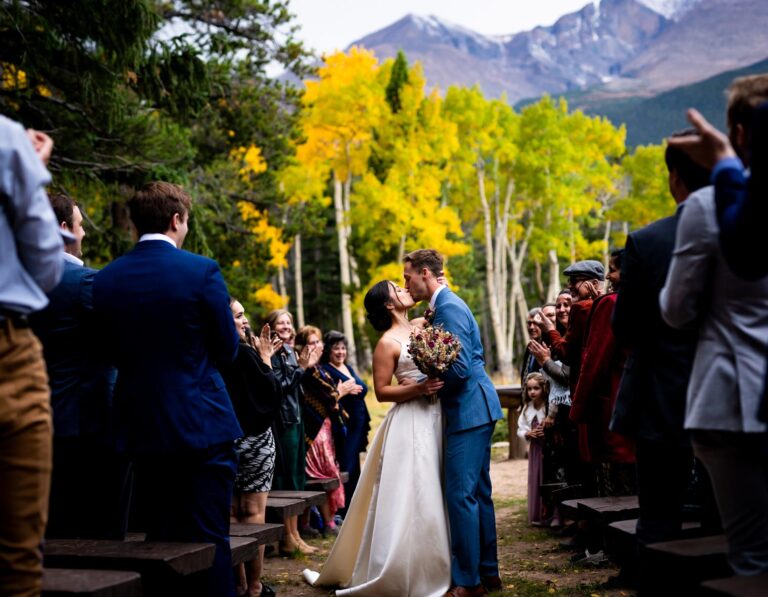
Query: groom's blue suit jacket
433 288 503 434
93 240 242 454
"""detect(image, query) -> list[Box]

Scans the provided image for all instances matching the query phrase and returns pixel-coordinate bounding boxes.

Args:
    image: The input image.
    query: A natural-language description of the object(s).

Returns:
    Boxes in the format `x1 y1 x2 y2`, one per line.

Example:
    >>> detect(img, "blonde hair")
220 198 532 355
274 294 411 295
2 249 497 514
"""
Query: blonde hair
295 325 322 353
522 372 549 406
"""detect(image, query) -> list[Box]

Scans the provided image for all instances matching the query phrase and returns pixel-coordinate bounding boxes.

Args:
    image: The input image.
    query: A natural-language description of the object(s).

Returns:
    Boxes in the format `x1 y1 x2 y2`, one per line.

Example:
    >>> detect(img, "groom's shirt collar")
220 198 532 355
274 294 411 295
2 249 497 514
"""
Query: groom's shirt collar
429 284 446 309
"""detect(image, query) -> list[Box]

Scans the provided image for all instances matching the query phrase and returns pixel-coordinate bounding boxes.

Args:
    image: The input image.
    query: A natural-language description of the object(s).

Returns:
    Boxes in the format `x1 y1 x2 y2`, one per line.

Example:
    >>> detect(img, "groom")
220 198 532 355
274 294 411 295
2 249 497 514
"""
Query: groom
404 249 503 597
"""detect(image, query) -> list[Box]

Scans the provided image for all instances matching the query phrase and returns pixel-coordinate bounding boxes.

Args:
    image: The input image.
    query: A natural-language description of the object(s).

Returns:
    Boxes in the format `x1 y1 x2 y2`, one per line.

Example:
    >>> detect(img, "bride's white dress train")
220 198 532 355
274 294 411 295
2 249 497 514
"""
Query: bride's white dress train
302 339 451 596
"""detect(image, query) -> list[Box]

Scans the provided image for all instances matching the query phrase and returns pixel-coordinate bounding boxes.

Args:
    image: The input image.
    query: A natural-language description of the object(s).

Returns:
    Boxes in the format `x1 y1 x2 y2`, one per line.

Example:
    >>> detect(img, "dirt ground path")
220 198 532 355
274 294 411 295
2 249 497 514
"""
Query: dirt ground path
260 457 635 596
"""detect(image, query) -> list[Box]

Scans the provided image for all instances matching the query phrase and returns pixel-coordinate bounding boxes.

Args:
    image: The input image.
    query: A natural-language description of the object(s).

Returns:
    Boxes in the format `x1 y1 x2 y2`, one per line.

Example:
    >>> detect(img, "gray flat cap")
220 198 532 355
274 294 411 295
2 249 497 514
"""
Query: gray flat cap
563 259 604 280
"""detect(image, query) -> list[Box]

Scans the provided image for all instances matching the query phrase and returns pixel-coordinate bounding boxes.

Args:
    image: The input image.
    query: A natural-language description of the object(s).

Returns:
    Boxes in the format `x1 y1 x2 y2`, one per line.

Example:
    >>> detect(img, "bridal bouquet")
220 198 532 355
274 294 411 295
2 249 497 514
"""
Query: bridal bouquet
408 324 462 403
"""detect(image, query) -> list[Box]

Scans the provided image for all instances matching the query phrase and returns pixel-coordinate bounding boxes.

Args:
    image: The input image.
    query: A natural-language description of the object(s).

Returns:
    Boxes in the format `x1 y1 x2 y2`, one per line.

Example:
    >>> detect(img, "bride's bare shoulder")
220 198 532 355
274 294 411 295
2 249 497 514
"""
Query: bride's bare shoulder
375 334 400 353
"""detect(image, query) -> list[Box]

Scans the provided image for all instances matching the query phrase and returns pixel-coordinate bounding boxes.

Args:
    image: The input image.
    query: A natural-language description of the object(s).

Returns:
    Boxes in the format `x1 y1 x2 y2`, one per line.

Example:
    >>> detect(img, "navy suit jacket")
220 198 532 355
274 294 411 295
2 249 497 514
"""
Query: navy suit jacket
611 214 698 444
30 259 115 438
93 240 241 454
433 288 503 434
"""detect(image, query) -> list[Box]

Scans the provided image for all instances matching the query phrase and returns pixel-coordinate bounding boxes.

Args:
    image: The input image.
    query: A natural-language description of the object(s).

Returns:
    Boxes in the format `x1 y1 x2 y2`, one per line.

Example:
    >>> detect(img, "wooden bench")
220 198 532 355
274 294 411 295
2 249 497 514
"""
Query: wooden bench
42 568 142 596
496 384 524 459
560 495 639 526
577 495 640 525
265 497 312 522
229 537 260 567
43 539 215 596
268 490 326 509
228 522 284 545
645 535 731 593
306 472 349 492
604 518 703 564
700 573 768 596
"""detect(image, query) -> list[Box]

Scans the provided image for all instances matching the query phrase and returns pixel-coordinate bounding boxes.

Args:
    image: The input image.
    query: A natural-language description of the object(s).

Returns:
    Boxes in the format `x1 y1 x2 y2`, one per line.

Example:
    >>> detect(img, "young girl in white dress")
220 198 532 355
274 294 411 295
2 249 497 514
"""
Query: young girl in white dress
302 280 450 596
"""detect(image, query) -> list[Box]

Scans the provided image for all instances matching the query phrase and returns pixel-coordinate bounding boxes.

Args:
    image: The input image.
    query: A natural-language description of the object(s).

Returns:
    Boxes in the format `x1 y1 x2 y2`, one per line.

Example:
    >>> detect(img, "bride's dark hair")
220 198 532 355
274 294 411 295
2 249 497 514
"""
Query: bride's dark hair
364 281 395 332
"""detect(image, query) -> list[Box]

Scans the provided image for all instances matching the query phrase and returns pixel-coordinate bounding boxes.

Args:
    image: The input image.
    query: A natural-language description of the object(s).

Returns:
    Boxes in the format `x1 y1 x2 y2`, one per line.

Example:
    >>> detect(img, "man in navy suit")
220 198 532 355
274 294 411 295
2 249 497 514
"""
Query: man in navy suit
404 249 504 597
30 193 130 539
611 137 713 591
94 182 241 596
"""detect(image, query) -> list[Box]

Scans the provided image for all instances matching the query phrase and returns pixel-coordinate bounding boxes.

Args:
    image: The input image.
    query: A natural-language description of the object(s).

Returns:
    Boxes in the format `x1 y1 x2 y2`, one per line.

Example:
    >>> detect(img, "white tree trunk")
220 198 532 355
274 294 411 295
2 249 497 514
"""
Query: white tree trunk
546 249 560 303
294 234 305 328
478 167 513 381
333 177 358 368
603 219 612 273
277 266 287 301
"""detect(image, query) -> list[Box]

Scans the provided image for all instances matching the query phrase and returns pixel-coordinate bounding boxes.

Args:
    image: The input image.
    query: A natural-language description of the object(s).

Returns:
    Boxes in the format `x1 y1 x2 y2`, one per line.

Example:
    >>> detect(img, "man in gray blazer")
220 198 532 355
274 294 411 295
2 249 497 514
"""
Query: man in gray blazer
660 75 768 577
612 134 712 589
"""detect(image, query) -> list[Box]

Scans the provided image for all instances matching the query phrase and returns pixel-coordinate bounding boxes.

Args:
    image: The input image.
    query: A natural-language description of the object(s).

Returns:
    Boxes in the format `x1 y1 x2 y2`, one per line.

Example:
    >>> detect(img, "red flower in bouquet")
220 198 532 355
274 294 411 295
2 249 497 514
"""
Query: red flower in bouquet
407 324 462 403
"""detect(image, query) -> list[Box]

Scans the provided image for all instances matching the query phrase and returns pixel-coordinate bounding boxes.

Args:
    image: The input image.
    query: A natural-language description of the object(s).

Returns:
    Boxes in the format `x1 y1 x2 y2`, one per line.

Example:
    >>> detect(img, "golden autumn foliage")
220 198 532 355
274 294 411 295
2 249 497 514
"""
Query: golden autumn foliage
238 203 291 269
252 283 288 312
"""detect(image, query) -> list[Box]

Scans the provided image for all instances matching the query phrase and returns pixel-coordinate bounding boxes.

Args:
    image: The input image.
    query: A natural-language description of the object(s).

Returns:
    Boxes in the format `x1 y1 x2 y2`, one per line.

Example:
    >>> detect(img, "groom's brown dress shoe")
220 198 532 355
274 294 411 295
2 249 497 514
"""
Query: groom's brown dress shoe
481 575 503 593
444 585 487 597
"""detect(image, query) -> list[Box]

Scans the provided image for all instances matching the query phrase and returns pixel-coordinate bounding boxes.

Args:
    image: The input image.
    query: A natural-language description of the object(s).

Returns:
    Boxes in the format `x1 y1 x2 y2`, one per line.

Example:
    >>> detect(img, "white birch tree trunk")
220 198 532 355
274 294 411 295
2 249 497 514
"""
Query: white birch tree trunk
546 249 560 303
333 176 358 368
478 166 513 381
294 234 305 329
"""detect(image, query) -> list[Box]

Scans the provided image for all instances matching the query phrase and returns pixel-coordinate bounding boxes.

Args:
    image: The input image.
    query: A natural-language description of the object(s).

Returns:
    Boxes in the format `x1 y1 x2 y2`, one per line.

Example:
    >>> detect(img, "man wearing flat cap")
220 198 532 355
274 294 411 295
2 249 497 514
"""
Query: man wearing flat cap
533 259 605 496
534 259 605 394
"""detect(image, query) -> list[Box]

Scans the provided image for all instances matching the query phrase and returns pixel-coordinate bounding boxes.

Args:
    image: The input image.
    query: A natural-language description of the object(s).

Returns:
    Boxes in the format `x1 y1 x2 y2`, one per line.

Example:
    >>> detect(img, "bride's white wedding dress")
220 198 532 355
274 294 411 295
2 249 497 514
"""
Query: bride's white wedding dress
302 337 451 596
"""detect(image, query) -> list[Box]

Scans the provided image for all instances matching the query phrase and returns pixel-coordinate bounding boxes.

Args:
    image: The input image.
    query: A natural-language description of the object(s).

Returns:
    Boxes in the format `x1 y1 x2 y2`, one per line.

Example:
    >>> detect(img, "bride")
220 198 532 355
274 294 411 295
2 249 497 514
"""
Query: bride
302 280 451 596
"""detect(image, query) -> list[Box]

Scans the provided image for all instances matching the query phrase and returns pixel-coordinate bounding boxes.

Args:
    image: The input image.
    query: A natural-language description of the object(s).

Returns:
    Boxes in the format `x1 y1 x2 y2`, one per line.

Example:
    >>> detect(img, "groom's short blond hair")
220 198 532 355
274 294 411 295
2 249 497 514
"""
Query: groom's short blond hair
404 249 443 277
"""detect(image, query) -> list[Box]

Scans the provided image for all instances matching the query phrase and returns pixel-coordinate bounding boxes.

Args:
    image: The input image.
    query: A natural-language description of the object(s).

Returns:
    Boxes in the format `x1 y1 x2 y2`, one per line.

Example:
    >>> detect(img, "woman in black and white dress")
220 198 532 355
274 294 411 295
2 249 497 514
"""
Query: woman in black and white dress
222 298 282 597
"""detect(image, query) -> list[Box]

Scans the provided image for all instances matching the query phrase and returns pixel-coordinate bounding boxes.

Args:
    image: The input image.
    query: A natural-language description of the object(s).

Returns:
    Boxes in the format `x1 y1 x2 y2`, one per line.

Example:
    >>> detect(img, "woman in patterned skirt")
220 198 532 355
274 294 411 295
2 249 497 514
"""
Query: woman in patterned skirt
296 326 359 536
222 298 283 597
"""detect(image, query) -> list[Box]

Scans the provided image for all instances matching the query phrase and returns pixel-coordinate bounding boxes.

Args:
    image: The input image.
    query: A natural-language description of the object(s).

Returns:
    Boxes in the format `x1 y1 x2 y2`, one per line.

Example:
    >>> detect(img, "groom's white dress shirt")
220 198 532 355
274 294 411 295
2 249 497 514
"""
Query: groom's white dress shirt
429 284 445 309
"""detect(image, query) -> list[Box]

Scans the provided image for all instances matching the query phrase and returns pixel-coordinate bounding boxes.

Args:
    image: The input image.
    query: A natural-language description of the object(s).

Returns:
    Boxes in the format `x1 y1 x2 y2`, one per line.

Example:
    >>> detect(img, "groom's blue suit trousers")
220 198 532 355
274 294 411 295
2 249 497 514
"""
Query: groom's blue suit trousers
444 421 499 587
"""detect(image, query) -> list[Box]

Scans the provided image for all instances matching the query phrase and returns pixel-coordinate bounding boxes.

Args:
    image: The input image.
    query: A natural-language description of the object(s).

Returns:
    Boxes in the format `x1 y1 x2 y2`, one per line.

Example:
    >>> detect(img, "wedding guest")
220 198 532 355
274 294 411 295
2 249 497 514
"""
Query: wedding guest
93 181 241 596
222 299 282 597
571 250 635 497
518 372 549 525
0 116 63 596
660 74 768 577
296 325 355 536
535 261 605 493
555 290 572 335
320 330 371 516
266 309 320 555
520 308 544 382
30 193 131 540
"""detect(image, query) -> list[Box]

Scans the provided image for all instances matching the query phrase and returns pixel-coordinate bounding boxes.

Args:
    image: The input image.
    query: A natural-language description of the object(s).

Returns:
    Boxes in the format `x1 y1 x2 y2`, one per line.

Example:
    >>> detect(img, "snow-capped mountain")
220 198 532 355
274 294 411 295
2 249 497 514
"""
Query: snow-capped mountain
635 0 701 19
350 0 768 103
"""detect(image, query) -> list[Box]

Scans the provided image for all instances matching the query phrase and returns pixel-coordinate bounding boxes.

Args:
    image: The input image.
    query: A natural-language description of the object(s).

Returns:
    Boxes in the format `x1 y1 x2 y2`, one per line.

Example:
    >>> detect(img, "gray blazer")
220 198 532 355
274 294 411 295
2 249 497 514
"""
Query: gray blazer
660 186 768 433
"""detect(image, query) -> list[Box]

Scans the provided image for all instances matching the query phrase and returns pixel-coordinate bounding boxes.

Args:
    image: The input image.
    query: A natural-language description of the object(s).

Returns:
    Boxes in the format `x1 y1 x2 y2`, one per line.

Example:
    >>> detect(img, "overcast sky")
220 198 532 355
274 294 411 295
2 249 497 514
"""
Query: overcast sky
288 0 593 55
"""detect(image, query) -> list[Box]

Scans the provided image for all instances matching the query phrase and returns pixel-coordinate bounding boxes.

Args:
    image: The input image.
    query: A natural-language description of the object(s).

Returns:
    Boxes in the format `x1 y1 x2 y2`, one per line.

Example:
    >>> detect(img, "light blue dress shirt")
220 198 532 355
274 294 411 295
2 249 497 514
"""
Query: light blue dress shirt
0 115 63 315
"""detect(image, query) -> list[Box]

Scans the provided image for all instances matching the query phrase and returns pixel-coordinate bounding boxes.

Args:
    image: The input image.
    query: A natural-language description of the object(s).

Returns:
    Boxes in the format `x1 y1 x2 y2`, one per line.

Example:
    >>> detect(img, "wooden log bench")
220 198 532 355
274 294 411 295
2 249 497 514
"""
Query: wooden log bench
700 573 768 596
42 568 142 597
645 534 731 593
43 539 215 596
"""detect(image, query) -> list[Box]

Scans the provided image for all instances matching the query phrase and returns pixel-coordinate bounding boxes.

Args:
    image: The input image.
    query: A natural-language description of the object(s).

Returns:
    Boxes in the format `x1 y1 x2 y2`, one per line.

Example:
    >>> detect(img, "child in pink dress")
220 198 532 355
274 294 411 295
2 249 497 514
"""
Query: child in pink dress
517 372 550 525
